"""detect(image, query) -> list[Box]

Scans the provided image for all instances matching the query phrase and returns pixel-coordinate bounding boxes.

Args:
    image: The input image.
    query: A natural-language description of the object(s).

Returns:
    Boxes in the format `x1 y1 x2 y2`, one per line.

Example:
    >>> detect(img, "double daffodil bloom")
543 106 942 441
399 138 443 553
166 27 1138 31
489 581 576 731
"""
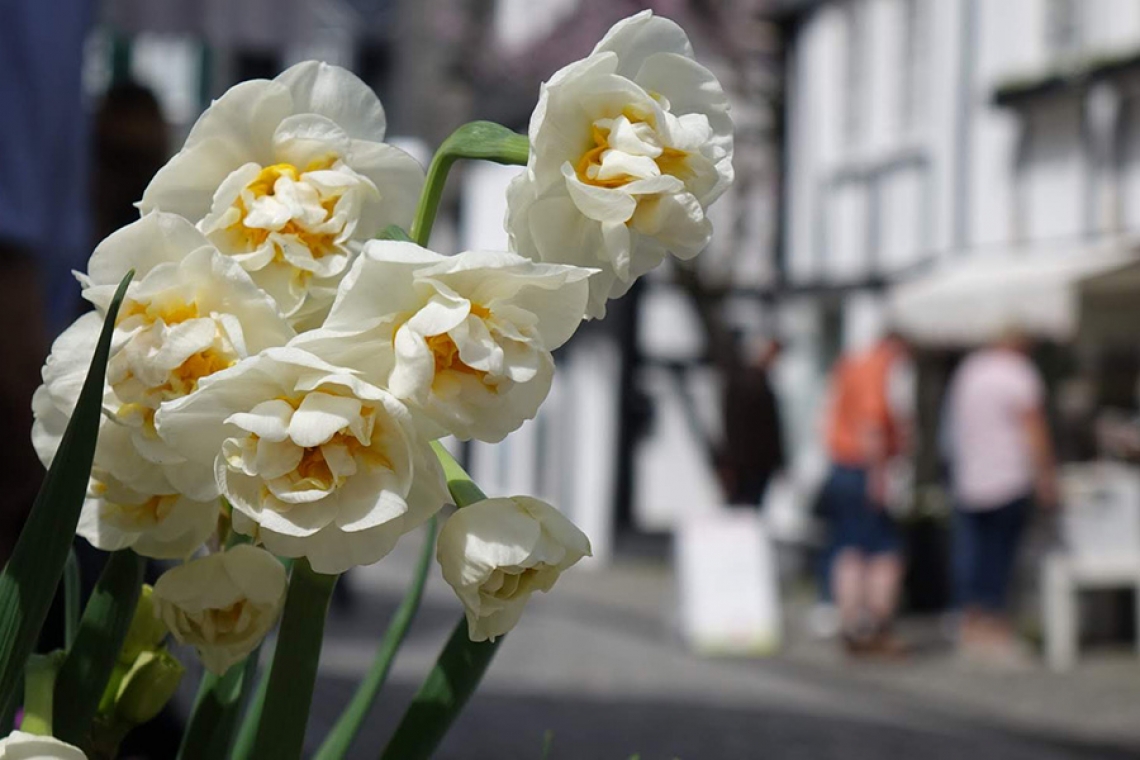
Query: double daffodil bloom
507 10 734 318
140 61 424 327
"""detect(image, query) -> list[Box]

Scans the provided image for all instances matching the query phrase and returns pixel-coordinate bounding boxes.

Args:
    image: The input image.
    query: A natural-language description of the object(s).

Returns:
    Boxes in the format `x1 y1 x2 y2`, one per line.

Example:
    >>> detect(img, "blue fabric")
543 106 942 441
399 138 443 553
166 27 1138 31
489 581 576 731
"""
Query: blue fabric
826 465 901 556
953 495 1030 611
0 0 93 334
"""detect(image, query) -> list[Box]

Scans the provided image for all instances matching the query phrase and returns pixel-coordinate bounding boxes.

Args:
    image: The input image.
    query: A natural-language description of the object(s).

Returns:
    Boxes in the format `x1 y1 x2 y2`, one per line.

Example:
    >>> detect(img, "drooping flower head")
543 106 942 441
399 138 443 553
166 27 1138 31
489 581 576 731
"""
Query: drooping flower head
140 62 424 327
437 496 591 642
294 241 594 442
151 545 287 674
156 348 448 574
507 10 733 318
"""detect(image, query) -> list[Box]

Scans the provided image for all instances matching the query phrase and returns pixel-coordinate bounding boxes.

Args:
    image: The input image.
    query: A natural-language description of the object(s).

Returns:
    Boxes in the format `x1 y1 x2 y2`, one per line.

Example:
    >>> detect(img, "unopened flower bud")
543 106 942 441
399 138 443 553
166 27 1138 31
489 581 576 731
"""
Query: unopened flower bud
113 648 185 726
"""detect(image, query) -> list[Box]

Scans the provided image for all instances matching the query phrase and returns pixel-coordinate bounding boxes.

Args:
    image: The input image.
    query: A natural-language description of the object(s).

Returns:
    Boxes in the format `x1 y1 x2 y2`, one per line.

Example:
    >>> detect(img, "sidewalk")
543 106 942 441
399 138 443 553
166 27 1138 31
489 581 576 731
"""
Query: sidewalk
297 527 1140 759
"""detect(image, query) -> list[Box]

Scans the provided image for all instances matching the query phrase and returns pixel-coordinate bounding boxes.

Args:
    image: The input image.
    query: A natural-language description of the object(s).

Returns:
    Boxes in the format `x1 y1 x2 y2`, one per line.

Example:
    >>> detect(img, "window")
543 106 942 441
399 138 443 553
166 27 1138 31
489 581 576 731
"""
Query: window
842 1 866 145
1045 0 1082 60
899 0 925 132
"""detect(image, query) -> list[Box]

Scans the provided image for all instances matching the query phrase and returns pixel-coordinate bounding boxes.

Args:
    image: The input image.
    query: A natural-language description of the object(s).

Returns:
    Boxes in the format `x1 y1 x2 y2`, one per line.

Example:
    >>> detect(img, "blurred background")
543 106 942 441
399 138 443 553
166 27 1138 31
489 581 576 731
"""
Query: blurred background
8 0 1140 757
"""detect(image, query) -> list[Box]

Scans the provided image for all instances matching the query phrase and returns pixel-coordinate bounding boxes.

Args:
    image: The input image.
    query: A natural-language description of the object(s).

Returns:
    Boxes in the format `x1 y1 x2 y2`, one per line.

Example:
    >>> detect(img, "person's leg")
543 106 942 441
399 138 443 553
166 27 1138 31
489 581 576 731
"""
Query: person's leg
953 508 986 647
833 547 867 635
865 550 903 624
829 466 871 645
978 496 1030 639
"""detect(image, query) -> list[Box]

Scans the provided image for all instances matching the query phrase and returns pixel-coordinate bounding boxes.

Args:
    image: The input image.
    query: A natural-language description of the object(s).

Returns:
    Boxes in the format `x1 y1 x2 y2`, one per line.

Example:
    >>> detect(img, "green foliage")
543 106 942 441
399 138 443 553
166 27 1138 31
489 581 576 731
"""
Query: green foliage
313 518 437 760
53 549 146 746
376 444 499 760
177 651 259 760
378 620 502 760
0 270 132 720
247 559 338 760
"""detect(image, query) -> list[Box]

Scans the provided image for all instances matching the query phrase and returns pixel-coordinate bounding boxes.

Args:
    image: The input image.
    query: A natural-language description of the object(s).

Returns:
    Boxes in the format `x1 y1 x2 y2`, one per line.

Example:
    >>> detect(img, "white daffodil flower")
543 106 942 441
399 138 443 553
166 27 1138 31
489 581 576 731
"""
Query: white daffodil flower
294 241 593 442
155 347 448 574
506 10 733 318
74 421 219 560
437 496 591 642
0 731 87 759
68 212 294 500
140 61 424 326
152 545 287 675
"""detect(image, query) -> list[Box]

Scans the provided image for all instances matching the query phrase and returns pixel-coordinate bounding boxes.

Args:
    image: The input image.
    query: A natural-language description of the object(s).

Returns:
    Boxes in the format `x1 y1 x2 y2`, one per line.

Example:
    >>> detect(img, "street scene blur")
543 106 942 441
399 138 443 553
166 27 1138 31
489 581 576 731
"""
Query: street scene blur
6 0 1140 757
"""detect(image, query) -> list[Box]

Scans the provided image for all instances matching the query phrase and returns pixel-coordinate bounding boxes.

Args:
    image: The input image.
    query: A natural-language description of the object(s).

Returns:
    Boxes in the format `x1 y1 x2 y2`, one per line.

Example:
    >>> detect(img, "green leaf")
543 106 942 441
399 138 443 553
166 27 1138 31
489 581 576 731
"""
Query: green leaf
312 518 437 760
230 650 272 760
409 121 529 247
431 441 487 507
63 547 81 650
376 444 498 760
53 549 145 746
0 270 133 719
247 559 338 760
176 649 259 760
378 621 502 760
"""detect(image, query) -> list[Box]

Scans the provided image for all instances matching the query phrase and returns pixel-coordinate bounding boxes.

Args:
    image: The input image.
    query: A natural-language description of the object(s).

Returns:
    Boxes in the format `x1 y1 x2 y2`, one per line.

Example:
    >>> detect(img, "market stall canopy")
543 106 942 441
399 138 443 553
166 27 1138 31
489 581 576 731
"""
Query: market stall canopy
889 242 1138 346
1079 257 1140 345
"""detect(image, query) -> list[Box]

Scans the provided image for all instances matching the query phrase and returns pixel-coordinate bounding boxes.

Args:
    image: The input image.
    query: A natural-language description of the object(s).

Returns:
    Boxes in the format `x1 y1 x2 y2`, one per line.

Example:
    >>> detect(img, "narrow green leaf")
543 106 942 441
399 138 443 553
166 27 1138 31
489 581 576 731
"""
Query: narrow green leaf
176 649 259 760
313 517 437 760
431 441 487 507
0 270 133 719
63 547 81 650
377 444 498 760
53 549 145 746
230 652 272 760
540 729 554 760
248 559 338 760
409 121 529 247
378 621 502 760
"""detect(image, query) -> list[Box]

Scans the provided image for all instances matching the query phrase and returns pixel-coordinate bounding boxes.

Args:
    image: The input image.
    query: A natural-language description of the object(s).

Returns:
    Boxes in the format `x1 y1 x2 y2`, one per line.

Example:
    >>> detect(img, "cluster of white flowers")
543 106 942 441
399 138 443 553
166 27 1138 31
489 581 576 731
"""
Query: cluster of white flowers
31 10 731 671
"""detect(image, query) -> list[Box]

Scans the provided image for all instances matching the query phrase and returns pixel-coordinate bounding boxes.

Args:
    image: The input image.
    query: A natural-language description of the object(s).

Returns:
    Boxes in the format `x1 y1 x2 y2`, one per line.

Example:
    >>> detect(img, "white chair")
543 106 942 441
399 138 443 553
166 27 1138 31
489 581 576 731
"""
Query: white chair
1041 462 1140 671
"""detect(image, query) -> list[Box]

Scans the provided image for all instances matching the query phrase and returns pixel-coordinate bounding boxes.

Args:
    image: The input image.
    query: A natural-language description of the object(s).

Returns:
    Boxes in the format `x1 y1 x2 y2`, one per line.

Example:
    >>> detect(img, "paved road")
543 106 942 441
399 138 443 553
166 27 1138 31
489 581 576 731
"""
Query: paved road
288 529 1140 760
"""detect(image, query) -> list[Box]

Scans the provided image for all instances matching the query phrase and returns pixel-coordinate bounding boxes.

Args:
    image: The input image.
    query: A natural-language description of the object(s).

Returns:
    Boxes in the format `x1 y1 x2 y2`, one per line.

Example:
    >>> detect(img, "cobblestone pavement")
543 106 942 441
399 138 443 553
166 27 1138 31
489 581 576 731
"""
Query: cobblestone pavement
287 527 1140 760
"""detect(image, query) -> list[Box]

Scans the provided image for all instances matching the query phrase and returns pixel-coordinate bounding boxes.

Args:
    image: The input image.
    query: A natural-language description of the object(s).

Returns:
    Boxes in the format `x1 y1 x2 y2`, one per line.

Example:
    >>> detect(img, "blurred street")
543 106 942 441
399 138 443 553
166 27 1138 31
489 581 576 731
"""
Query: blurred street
293 526 1140 760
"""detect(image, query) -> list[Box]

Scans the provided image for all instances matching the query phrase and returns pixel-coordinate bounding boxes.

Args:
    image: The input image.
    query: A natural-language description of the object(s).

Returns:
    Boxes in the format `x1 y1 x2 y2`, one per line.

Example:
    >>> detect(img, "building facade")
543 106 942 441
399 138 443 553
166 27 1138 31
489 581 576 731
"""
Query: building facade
778 0 1140 494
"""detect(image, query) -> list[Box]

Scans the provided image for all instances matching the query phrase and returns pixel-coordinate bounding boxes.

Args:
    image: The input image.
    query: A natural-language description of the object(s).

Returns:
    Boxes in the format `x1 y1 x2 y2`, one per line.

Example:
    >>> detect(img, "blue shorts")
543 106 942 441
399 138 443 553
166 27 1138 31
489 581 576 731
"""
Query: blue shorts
825 465 900 556
953 496 1029 612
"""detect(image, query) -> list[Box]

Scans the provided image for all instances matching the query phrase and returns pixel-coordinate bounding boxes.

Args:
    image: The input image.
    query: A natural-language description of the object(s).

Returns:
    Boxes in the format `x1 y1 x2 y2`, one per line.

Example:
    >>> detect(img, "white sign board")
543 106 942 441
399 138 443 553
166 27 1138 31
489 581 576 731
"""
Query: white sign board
676 509 782 655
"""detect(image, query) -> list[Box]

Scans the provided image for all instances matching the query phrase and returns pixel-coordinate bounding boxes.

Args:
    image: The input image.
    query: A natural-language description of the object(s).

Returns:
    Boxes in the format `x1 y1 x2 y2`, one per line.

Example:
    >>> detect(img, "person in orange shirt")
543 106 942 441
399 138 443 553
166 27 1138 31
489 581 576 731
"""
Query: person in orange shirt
822 332 914 656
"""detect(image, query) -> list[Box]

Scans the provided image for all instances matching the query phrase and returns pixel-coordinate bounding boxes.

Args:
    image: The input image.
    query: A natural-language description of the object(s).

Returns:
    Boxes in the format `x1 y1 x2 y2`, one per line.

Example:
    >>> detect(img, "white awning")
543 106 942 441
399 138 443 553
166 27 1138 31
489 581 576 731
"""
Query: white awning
888 242 1137 346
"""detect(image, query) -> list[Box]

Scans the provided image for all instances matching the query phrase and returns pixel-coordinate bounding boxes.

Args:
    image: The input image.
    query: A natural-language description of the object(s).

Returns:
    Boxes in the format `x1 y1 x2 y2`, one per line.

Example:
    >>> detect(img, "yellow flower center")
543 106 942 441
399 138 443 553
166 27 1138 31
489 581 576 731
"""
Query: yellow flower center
227 160 343 261
113 494 179 527
575 109 690 189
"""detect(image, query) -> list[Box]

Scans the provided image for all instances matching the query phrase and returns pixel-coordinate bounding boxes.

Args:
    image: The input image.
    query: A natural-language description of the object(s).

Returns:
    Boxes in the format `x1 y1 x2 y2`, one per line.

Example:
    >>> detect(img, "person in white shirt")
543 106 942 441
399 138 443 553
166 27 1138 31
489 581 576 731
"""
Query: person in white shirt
945 329 1057 663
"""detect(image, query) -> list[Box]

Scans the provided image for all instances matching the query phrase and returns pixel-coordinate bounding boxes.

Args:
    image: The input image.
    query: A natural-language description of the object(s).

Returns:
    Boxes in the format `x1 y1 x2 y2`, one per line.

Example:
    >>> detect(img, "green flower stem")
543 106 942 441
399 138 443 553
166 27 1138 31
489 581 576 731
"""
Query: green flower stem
63 548 81 650
53 549 146 747
0 271 132 719
408 121 529 247
378 621 502 760
21 652 65 736
431 441 487 507
312 517 438 760
176 649 258 760
230 651 272 760
374 444 498 759
248 559 338 760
